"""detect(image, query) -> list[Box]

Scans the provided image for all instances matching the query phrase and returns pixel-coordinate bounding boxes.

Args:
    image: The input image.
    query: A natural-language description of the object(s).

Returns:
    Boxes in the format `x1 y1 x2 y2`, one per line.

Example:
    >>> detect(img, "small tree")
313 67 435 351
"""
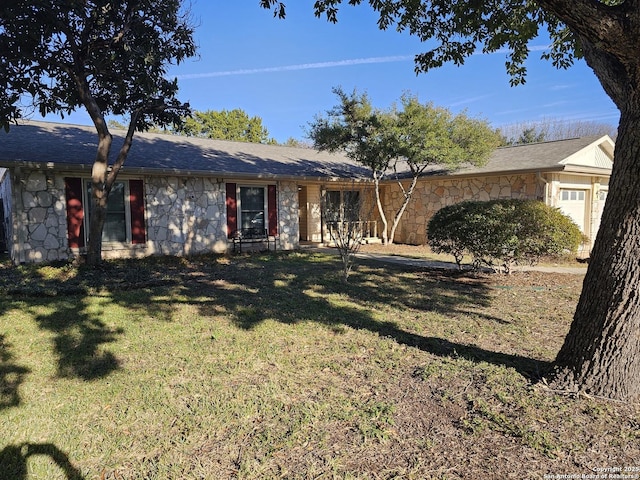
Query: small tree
389 95 501 243
309 88 396 245
322 186 367 282
310 90 499 246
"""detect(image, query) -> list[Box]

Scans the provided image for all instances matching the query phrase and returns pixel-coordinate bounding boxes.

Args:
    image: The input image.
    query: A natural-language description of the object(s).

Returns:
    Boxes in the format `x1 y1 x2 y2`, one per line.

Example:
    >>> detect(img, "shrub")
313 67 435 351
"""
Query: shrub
427 199 584 272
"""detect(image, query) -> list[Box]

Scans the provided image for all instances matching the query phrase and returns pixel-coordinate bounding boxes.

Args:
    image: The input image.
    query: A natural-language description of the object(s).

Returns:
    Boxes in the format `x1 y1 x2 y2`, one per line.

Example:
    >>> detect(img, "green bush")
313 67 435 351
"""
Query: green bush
427 199 584 272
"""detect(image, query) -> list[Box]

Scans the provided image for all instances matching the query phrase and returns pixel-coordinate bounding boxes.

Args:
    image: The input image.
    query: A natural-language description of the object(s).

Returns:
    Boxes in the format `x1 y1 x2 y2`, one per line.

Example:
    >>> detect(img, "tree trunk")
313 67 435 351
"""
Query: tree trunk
86 132 113 266
373 174 389 245
550 110 640 401
389 176 418 244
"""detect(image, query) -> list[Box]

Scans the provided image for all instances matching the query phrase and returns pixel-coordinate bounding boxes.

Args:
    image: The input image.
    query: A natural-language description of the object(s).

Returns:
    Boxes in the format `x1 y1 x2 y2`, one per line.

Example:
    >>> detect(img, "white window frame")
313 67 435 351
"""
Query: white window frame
237 185 268 232
82 179 132 245
560 189 586 202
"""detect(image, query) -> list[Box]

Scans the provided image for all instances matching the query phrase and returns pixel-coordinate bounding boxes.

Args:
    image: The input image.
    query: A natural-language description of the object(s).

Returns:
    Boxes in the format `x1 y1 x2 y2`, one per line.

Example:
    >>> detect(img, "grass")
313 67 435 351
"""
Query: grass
359 243 589 268
0 251 637 479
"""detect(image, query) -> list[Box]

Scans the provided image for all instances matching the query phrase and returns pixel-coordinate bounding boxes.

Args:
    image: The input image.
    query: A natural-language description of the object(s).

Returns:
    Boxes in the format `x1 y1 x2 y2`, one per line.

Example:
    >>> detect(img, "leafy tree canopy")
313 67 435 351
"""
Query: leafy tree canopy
394 95 500 175
261 0 578 87
0 0 196 132
0 1 197 265
175 109 276 144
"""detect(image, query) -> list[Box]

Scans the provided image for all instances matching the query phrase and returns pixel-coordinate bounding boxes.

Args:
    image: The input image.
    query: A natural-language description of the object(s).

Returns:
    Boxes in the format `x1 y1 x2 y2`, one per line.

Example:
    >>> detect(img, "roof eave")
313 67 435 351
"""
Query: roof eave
0 159 370 184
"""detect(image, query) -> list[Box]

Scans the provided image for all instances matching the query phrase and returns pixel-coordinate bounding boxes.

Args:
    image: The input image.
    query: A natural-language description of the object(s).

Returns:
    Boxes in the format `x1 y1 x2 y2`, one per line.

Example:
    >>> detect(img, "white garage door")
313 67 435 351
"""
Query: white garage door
558 189 587 232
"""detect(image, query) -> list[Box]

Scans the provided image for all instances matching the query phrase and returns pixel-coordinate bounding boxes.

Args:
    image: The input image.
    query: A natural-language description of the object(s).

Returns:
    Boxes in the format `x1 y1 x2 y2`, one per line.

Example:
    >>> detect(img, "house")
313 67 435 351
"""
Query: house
385 135 614 246
0 120 613 264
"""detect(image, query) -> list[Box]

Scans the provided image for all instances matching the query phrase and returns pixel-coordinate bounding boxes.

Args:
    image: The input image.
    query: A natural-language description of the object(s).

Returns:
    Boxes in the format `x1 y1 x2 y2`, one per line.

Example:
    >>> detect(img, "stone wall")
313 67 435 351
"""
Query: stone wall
144 176 227 257
385 173 542 245
9 169 69 263
8 169 301 264
276 181 299 250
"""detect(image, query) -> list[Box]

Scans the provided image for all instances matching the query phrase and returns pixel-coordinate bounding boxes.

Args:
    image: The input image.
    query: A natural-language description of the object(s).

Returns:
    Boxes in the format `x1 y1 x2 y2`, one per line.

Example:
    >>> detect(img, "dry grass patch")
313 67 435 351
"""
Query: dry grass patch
0 252 637 479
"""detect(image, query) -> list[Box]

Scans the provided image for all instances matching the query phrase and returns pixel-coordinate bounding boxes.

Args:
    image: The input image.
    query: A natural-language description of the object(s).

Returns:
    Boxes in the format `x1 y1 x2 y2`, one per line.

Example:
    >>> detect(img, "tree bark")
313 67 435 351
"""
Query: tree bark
549 29 640 400
85 130 113 266
551 109 640 401
373 173 389 245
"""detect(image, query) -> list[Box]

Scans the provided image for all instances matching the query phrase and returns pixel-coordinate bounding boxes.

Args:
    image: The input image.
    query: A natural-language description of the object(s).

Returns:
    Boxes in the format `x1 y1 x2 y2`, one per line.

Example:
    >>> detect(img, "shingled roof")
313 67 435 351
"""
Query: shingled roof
455 135 614 176
0 121 370 181
0 121 614 180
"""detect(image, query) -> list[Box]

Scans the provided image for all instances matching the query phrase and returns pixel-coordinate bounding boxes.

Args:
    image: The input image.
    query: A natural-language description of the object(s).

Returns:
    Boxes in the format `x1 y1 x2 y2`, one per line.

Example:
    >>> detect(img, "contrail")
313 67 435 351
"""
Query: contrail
176 45 550 80
176 55 414 80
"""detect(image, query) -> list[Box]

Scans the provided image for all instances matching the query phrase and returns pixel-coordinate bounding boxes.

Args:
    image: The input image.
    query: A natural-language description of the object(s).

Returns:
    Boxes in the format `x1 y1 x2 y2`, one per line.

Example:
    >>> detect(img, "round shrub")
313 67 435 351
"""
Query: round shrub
427 199 584 272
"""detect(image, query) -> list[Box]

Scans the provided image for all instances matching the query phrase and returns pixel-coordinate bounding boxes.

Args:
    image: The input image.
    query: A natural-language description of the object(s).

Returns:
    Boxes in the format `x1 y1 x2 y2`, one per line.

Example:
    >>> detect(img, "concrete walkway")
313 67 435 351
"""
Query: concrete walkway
308 246 588 275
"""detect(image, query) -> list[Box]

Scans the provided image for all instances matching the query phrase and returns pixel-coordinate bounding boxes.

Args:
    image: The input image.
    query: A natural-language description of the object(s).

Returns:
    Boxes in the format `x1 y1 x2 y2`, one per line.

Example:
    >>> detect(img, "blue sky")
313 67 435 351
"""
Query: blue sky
53 1 620 143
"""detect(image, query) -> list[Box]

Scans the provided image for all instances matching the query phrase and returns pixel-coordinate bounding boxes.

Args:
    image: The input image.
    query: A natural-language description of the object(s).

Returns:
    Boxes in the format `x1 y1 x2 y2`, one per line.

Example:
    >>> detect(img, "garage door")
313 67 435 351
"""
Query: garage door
558 189 587 232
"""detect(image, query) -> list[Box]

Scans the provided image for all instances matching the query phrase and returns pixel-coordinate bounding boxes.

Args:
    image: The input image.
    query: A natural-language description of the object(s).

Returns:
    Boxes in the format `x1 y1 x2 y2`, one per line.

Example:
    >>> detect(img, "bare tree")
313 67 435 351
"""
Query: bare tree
501 118 617 145
323 186 368 282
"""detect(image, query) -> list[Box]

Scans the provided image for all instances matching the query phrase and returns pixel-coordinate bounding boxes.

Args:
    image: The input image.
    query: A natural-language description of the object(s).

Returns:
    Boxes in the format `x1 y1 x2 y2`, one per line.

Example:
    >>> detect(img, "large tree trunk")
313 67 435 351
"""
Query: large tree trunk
551 110 640 401
549 26 640 399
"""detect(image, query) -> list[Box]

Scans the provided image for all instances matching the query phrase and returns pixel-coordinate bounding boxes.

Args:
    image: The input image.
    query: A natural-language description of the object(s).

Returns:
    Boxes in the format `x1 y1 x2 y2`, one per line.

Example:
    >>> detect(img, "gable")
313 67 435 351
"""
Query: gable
559 136 615 170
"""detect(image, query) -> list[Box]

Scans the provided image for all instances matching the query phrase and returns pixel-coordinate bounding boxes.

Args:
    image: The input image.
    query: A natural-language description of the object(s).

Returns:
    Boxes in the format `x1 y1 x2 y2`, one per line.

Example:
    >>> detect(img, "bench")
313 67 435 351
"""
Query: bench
232 227 276 253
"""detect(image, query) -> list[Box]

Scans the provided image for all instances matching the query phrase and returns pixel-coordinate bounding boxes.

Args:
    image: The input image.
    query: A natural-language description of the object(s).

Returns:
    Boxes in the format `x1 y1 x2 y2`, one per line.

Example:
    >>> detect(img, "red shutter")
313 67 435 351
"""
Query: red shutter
129 179 146 244
226 183 237 237
64 177 85 248
268 185 277 236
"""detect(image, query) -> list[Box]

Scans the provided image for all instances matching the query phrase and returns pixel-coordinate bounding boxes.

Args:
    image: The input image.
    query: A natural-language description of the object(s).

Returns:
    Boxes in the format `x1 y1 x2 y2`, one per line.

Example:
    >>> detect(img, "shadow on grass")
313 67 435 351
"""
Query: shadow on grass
1 252 550 383
0 443 84 480
25 298 123 381
0 334 30 410
179 252 550 379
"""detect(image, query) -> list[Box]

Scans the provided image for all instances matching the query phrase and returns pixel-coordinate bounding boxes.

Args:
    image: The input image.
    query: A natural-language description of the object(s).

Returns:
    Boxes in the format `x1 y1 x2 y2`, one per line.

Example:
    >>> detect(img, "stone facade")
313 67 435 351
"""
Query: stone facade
384 173 542 245
275 181 299 250
7 168 300 264
144 176 227 257
8 169 69 263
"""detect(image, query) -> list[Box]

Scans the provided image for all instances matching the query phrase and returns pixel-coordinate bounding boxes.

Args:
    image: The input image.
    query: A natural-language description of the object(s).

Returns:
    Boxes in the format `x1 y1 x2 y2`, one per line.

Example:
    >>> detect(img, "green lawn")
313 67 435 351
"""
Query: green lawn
0 252 637 479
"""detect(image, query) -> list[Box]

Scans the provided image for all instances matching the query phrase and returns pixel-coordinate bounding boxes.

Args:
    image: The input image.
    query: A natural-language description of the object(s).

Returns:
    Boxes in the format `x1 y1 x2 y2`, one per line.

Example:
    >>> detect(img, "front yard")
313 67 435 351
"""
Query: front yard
0 252 637 479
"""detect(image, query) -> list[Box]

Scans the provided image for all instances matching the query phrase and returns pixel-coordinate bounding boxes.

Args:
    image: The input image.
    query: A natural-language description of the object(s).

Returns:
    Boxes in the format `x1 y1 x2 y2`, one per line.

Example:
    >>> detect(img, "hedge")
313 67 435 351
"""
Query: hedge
427 199 585 272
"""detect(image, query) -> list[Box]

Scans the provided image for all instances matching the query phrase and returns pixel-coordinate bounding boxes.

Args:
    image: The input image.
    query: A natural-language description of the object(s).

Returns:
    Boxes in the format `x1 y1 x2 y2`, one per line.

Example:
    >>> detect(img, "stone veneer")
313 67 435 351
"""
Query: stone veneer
9 169 69 263
274 181 299 250
385 173 542 245
8 167 300 264
144 176 227 257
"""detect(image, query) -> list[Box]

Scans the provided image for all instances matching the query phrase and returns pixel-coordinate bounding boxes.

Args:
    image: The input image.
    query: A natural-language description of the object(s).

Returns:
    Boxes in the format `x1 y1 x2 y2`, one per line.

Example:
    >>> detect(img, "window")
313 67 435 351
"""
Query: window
225 183 277 238
87 181 127 242
325 190 361 222
239 186 266 231
64 177 146 249
560 189 585 201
